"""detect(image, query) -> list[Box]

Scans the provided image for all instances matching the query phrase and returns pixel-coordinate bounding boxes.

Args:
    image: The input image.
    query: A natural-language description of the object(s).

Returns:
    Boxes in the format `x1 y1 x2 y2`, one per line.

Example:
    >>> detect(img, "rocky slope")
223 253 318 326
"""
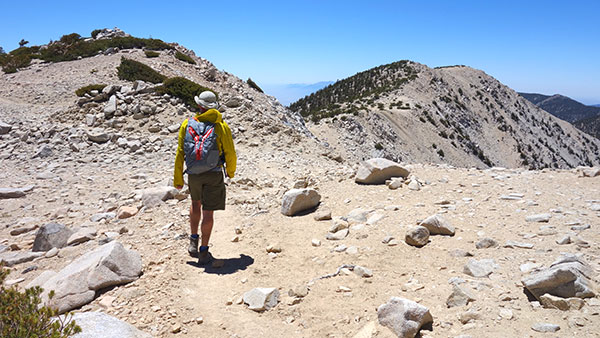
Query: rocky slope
1 34 600 338
292 62 600 169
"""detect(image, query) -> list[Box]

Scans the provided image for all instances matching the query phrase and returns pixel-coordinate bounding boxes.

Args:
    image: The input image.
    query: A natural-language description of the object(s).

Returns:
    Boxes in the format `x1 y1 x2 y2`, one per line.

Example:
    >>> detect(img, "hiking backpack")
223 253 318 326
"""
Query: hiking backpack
183 117 221 174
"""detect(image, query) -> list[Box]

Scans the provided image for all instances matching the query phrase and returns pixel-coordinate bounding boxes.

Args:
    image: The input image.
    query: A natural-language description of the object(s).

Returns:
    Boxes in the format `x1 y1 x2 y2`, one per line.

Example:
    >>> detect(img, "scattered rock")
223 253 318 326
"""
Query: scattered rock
243 287 279 312
0 251 45 267
313 208 332 221
463 259 498 277
288 285 309 298
326 229 349 241
0 187 27 199
354 265 373 278
67 227 97 246
579 167 600 177
33 145 53 158
458 308 480 324
531 323 560 333
141 186 179 207
68 312 151 338
40 241 142 314
86 128 110 143
446 285 476 308
346 208 370 224
539 293 585 311
32 223 73 252
377 297 433 338
117 206 138 219
475 237 498 249
355 158 410 184
311 239 321 247
405 226 430 247
525 213 551 222
280 188 321 216
0 121 12 135
90 212 116 222
418 214 455 236
9 224 38 236
522 254 595 301
504 240 534 249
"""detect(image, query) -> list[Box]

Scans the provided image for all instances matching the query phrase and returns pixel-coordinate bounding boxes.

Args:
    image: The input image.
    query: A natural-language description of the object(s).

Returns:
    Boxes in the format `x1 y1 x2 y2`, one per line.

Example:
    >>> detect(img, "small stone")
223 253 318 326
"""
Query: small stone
499 308 513 320
419 214 455 236
45 247 59 258
266 245 282 253
326 229 349 240
311 239 321 247
556 235 572 245
231 236 239 242
405 226 429 247
458 309 480 324
540 293 585 311
313 208 332 221
117 206 138 219
531 323 560 333
288 285 309 298
151 305 161 312
195 317 204 324
504 240 534 249
243 287 279 312
526 213 551 222
475 238 498 249
446 285 475 308
463 259 498 277
354 266 373 278
171 324 181 333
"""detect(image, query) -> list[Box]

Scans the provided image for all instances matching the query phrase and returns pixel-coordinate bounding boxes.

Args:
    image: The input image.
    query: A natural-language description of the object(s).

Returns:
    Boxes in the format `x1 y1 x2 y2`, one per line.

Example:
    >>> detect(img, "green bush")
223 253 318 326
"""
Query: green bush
91 29 102 39
59 33 81 45
117 57 166 83
0 53 32 73
375 143 383 150
175 51 195 64
0 266 81 337
157 77 217 109
75 84 107 97
247 78 264 93
145 50 159 58
437 149 445 157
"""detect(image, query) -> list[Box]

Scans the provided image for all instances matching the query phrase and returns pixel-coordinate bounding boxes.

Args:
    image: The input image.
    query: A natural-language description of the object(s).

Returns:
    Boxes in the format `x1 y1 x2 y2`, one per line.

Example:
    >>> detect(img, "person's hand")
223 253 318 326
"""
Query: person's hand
175 185 183 190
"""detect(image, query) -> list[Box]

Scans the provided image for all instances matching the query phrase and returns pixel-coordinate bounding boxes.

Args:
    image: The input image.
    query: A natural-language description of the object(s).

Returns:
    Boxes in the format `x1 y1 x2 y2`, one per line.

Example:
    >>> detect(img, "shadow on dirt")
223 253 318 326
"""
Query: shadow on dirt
186 254 254 275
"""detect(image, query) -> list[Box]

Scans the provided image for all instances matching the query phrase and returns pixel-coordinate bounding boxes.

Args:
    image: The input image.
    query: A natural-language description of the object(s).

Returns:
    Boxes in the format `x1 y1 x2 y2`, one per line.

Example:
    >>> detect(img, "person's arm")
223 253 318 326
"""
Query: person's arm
220 121 237 178
173 119 188 188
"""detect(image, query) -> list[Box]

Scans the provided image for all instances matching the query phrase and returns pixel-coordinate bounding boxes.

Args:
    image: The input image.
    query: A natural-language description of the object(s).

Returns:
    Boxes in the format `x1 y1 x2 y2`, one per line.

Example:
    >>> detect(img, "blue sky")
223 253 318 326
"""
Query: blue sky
1 0 599 104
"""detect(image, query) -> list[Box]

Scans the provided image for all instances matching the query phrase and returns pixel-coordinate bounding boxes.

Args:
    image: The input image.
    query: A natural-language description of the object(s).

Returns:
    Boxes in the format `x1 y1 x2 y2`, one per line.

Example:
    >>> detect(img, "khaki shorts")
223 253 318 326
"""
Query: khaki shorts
188 171 226 210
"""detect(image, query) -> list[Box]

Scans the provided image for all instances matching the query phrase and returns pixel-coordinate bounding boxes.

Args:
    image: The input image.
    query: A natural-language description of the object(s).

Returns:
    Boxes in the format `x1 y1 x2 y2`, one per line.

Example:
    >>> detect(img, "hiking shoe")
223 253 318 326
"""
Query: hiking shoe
188 236 199 257
197 251 214 265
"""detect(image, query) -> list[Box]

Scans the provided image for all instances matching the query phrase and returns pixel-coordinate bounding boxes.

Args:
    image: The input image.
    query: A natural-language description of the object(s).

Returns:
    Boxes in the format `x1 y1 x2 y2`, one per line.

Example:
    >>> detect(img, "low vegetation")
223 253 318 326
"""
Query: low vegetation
117 58 166 84
175 51 195 64
0 32 173 73
0 266 81 337
157 77 217 109
144 50 159 58
75 84 107 97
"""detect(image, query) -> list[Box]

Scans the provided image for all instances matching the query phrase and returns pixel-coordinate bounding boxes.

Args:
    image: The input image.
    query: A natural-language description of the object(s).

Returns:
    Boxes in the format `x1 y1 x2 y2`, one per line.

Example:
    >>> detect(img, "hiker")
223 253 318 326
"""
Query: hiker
173 91 236 265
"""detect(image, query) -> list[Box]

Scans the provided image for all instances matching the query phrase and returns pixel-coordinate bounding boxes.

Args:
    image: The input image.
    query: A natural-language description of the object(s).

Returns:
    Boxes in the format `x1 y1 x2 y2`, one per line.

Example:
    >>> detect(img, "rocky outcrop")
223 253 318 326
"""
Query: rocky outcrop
355 158 410 184
522 254 595 300
68 312 151 338
39 241 142 314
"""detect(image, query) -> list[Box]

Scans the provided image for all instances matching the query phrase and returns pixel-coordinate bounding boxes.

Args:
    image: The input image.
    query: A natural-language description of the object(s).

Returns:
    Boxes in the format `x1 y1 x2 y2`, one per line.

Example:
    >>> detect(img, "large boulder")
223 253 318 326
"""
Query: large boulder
68 312 151 338
281 188 321 216
40 241 142 314
355 158 410 185
377 297 433 338
418 214 455 236
32 223 74 252
522 254 595 300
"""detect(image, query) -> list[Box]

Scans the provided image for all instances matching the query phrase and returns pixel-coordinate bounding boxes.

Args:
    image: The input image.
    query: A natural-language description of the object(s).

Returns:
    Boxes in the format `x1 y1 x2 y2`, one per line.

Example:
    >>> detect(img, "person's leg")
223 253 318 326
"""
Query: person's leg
200 210 214 247
188 200 202 256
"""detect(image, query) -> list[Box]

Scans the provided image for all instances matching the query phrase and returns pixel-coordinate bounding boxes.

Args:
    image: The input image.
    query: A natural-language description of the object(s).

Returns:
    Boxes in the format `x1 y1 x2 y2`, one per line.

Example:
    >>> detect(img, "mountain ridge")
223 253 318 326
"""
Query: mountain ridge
291 62 600 169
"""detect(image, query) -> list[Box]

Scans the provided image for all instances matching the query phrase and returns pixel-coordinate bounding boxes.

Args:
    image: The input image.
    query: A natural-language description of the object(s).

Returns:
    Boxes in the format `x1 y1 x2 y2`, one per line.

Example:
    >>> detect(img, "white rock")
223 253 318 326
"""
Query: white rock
68 312 151 338
243 287 279 312
525 213 551 222
355 158 410 184
280 188 321 216
377 297 433 338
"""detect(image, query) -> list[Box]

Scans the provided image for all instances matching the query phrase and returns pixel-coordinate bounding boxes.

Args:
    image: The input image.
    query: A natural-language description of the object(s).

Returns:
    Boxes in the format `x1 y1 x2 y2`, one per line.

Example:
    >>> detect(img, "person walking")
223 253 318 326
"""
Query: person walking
173 91 236 265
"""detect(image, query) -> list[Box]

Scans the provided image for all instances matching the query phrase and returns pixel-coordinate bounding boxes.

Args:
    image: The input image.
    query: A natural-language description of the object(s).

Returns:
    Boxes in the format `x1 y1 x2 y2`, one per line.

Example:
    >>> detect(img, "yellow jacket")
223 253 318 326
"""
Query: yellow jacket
173 109 236 187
